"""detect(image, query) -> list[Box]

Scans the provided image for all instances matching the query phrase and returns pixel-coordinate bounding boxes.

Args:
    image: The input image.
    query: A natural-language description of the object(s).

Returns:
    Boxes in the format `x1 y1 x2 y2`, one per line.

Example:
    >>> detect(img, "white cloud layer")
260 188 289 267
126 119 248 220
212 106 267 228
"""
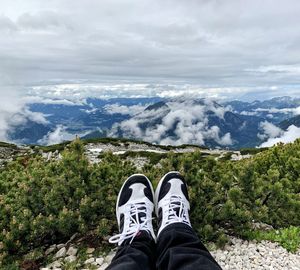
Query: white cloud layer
110 99 233 146
0 88 48 141
104 104 148 116
38 125 74 145
257 121 283 140
1 0 300 143
255 107 300 116
1 0 300 95
259 125 300 147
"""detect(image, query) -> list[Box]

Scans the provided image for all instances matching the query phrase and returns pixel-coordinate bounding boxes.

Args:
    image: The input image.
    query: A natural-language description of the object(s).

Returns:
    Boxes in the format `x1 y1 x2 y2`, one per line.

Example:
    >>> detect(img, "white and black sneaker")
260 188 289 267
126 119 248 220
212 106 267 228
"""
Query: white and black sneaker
155 171 191 238
109 174 156 246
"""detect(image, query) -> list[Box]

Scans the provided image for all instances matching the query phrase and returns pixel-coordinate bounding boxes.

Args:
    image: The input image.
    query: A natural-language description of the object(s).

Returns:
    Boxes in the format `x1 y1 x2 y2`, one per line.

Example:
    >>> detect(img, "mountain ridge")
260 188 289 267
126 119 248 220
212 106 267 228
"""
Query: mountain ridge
5 96 300 149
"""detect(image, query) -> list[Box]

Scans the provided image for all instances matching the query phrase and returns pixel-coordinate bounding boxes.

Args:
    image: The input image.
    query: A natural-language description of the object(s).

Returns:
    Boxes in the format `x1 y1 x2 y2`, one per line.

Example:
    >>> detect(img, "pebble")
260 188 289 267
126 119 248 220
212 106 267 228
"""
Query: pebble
45 245 56 255
64 255 76 263
56 243 65 249
54 247 66 259
66 246 78 256
41 236 300 270
86 247 95 254
211 237 300 270
46 260 61 269
84 257 95 264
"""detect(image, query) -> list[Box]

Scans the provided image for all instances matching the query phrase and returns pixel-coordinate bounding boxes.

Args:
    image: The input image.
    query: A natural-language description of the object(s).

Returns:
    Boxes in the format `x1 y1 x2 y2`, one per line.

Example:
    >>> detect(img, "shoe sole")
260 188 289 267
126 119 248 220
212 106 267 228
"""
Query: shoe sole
154 171 184 216
116 174 155 226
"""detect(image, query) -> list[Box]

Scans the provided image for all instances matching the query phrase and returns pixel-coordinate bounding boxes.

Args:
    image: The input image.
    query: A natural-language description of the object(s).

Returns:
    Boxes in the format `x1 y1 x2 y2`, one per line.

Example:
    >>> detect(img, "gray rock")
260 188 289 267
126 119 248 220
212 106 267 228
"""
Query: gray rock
45 245 56 255
54 247 66 258
66 246 78 256
84 257 95 264
64 255 76 263
46 260 61 268
57 243 65 249
86 247 95 254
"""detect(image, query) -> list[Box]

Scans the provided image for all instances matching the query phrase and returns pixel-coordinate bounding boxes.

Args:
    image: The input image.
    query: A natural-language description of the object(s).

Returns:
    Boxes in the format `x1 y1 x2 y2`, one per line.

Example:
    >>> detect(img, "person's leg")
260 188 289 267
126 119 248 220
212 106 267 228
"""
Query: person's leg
107 174 156 270
107 231 155 270
155 171 222 270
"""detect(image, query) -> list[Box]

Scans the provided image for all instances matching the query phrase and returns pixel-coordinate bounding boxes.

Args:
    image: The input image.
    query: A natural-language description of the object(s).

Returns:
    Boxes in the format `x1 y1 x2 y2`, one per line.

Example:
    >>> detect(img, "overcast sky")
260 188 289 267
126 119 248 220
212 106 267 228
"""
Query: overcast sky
1 0 300 100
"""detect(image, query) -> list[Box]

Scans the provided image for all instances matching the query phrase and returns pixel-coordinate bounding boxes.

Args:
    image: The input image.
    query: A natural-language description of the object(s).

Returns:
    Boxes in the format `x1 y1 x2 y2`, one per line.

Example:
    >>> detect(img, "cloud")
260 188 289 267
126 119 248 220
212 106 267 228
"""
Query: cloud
257 121 283 140
255 107 300 116
0 87 48 141
38 125 74 145
1 0 300 140
240 111 258 116
110 99 233 146
22 96 85 106
0 89 22 140
250 65 300 76
10 109 49 126
259 125 300 147
104 104 148 116
0 0 300 100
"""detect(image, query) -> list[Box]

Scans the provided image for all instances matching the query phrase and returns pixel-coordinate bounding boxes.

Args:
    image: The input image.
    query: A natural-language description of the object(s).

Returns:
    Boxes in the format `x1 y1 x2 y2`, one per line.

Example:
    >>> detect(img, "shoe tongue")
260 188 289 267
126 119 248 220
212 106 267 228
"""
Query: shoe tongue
170 201 181 217
130 205 146 224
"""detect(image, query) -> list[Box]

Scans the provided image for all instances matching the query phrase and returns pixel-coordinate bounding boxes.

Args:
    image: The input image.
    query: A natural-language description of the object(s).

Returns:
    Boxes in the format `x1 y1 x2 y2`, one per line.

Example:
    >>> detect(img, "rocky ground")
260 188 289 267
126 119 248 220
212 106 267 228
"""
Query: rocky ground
40 235 300 270
0 144 30 167
83 141 250 166
212 237 300 270
0 139 252 169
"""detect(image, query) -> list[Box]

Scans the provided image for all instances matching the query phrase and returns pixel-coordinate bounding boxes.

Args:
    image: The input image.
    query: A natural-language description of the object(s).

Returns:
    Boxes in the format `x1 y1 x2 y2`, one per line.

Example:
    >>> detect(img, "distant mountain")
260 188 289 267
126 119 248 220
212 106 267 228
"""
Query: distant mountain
279 115 300 130
225 96 300 124
145 101 169 111
86 97 162 107
9 97 162 144
8 120 52 145
111 99 264 149
225 96 300 112
6 96 300 148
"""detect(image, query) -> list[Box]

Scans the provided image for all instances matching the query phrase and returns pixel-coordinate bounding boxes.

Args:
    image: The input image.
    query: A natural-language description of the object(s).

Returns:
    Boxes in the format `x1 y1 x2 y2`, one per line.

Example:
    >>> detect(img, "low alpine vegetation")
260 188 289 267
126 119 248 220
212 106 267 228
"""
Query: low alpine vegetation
0 138 299 268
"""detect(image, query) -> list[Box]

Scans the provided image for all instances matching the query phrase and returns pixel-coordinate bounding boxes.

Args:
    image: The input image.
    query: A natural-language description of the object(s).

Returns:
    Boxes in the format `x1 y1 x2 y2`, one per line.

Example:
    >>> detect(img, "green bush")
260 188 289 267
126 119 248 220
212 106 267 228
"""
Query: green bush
0 139 135 265
0 138 300 267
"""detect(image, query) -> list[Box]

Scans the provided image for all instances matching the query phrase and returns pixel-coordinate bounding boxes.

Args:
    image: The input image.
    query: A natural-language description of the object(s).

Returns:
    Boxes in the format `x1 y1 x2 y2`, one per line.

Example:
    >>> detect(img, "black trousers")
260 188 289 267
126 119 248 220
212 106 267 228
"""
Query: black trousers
107 223 222 270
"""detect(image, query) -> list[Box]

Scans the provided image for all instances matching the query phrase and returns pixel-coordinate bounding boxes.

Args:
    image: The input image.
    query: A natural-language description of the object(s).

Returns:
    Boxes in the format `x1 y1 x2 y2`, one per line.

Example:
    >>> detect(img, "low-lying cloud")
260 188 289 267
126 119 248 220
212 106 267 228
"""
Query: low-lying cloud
0 88 49 141
255 107 300 116
110 99 233 146
38 125 74 145
104 104 148 116
257 121 283 140
259 125 300 147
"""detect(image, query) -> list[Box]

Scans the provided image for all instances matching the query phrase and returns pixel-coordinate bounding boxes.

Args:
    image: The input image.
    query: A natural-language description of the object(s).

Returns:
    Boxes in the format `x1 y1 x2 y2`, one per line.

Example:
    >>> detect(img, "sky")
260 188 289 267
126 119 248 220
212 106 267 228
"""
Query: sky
0 0 300 101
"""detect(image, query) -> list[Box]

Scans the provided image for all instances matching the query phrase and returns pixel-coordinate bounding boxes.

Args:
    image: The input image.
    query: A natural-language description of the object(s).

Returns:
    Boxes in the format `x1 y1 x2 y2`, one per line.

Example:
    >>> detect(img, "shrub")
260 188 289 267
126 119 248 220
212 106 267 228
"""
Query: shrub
0 139 135 265
0 138 299 267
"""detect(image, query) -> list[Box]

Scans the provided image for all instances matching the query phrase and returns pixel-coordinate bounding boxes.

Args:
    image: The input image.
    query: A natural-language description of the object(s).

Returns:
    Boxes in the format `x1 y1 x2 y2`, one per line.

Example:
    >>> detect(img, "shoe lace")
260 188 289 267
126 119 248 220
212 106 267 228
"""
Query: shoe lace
163 195 190 226
109 202 153 245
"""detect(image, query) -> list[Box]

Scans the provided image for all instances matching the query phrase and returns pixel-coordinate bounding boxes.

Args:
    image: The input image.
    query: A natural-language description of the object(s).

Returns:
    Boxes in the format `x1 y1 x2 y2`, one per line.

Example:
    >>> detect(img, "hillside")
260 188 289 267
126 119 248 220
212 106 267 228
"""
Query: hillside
279 115 300 130
7 96 300 149
0 138 299 269
110 99 265 149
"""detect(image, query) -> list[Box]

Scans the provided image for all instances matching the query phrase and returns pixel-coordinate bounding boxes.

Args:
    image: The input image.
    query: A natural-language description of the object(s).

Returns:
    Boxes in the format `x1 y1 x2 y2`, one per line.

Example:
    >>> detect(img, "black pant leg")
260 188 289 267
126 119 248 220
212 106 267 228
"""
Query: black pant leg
156 223 222 270
107 231 156 270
